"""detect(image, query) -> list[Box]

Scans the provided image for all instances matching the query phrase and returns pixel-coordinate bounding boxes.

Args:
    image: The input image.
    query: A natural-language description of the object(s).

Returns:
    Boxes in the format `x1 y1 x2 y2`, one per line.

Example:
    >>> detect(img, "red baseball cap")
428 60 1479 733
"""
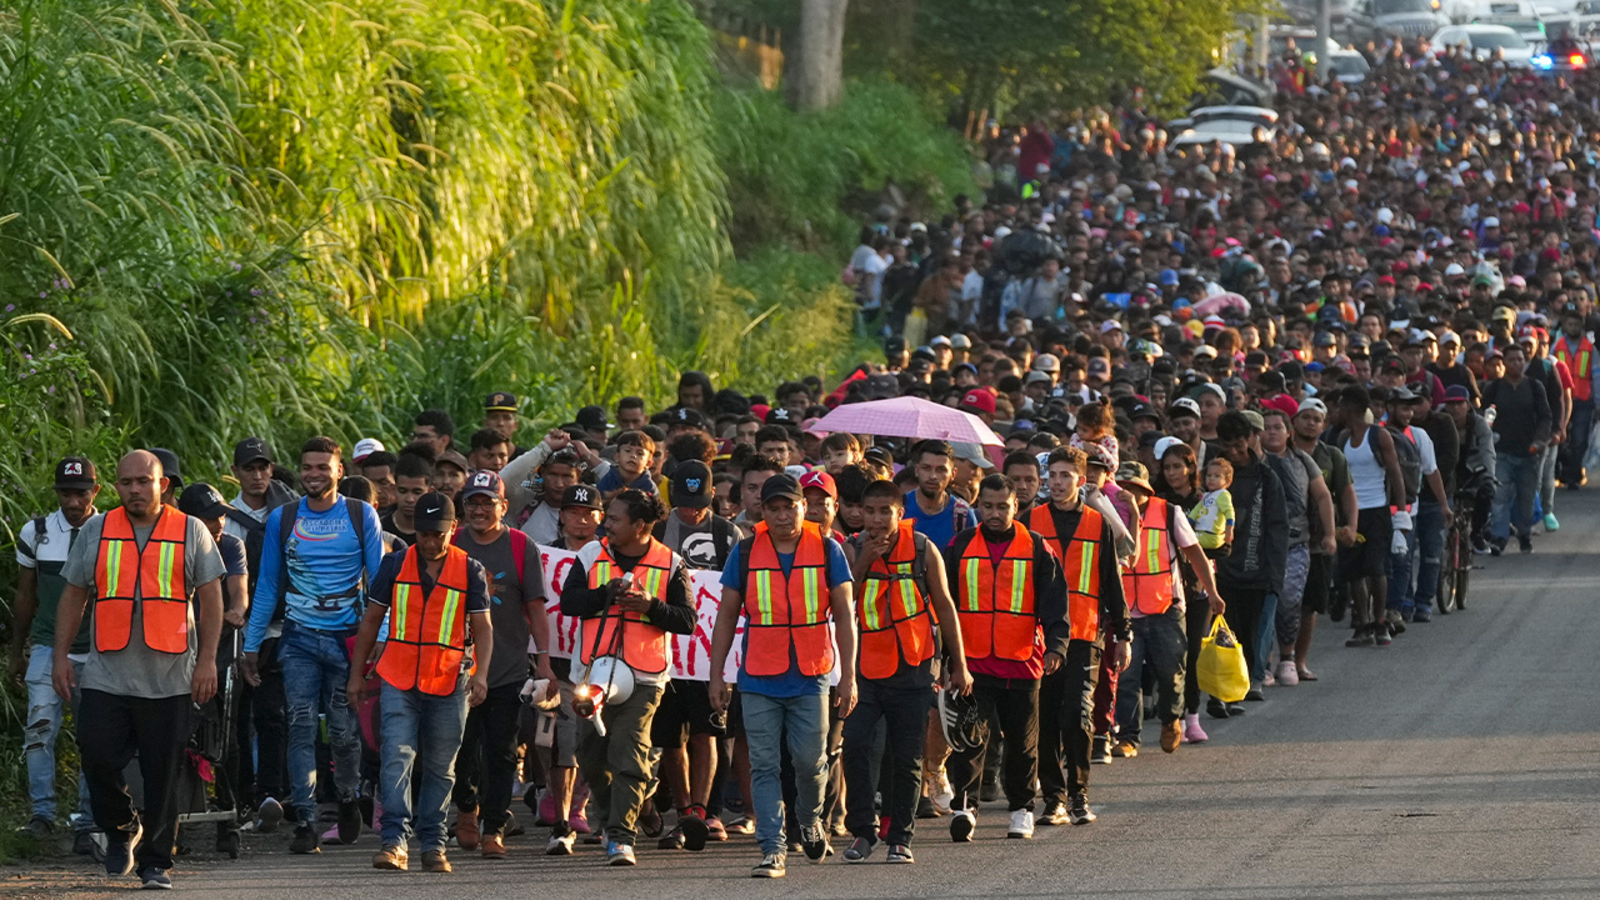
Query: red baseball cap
1259 394 1300 419
798 470 837 500
960 389 996 415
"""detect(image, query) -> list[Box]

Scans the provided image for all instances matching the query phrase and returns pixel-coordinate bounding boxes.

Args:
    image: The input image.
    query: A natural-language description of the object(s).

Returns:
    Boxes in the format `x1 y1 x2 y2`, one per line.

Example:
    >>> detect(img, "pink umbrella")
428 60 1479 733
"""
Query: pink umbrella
809 396 1004 447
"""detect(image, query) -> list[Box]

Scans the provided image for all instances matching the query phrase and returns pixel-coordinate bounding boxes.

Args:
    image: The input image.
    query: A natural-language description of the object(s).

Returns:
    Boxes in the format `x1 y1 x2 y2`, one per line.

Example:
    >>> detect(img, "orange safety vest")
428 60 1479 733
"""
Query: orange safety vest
742 522 834 678
956 522 1039 662
580 537 672 675
856 522 936 680
1029 504 1106 642
376 544 473 696
1128 498 1176 616
1553 335 1594 402
93 505 190 654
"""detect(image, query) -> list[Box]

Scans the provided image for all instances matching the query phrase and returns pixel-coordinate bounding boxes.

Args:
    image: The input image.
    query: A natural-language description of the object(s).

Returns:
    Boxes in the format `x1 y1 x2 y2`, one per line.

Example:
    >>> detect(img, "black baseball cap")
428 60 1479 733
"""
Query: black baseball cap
766 407 794 424
575 405 610 434
149 448 182 488
413 491 457 532
177 482 230 520
233 437 273 468
560 484 603 511
671 460 713 509
759 472 805 505
672 407 708 430
484 391 518 412
53 457 96 491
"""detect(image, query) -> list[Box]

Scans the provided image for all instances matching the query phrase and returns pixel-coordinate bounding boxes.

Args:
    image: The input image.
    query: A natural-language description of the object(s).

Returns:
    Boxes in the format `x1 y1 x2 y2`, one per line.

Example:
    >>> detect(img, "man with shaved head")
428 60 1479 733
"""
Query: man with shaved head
53 450 226 889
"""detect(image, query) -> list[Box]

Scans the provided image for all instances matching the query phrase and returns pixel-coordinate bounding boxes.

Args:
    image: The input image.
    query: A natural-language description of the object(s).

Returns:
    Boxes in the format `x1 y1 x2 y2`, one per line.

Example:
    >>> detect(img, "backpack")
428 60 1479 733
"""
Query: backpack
1385 425 1422 506
272 496 371 620
452 527 529 593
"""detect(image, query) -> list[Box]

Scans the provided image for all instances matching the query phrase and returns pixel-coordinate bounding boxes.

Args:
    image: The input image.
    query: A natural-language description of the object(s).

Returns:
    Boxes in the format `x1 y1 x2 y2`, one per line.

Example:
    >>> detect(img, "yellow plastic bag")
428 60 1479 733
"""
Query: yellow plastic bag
1197 615 1249 703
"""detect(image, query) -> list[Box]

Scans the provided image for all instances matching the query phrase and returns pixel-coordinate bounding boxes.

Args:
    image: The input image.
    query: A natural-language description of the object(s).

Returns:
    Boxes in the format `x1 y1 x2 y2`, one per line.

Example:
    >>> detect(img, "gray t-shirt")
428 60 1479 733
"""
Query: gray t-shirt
456 529 544 689
64 512 226 699
1269 448 1319 548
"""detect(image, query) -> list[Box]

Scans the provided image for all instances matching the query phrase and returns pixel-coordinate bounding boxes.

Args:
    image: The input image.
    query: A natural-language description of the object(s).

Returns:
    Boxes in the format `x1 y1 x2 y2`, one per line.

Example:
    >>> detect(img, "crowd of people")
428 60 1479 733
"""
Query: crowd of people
9 32 1600 888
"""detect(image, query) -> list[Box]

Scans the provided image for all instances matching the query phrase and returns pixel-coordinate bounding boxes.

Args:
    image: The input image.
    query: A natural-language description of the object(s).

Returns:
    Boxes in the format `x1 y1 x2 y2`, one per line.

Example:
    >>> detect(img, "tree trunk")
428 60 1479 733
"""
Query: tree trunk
792 0 849 110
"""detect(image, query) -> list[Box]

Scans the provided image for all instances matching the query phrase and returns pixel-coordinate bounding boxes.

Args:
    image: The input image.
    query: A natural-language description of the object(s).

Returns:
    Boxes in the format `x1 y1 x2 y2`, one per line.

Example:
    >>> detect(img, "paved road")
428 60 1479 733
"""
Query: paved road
15 492 1600 899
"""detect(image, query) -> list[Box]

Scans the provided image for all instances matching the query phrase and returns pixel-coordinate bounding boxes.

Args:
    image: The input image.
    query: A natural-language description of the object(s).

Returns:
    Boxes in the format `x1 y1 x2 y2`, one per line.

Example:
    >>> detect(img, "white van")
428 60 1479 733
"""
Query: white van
1473 0 1548 40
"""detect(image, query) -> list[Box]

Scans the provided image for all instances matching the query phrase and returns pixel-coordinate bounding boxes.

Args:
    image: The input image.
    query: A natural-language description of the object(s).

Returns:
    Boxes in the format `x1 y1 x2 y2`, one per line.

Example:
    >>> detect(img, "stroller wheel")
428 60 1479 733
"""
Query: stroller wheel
218 829 241 859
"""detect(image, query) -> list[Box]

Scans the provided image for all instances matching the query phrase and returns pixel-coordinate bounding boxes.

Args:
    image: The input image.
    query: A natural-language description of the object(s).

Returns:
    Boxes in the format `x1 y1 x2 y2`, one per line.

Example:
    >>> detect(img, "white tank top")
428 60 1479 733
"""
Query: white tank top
1343 428 1387 510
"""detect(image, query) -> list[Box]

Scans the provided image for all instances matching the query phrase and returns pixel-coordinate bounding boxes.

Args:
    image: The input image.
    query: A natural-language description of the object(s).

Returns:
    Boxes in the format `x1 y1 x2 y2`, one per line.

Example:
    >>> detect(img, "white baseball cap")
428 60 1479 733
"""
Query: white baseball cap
352 438 386 463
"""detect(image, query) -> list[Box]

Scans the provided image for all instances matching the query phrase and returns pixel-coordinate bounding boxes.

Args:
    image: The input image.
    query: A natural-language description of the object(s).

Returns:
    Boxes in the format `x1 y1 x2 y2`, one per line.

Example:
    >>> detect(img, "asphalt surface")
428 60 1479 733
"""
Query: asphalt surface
13 490 1600 899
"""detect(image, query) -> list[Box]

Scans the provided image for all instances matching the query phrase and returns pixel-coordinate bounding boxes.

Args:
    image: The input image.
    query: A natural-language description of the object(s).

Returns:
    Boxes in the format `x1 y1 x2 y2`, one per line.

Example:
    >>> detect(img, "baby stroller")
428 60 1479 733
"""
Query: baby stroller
175 629 245 858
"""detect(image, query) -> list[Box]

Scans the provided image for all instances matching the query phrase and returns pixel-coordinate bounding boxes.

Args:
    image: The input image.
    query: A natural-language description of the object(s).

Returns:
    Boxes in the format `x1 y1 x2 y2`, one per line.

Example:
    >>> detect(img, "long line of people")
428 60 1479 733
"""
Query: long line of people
9 32 1596 887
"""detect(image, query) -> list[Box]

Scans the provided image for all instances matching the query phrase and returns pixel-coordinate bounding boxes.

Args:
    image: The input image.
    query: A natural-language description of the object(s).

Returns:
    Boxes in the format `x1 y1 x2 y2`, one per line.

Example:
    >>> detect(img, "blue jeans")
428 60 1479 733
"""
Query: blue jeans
279 623 362 822
1411 500 1445 612
24 646 92 830
1491 454 1541 542
1387 521 1418 613
1253 591 1278 684
741 691 827 857
378 680 468 854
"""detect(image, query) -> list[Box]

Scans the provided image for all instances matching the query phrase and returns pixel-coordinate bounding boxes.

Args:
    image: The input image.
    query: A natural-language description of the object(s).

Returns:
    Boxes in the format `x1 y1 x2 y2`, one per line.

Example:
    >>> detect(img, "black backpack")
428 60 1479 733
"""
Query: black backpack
1386 425 1423 506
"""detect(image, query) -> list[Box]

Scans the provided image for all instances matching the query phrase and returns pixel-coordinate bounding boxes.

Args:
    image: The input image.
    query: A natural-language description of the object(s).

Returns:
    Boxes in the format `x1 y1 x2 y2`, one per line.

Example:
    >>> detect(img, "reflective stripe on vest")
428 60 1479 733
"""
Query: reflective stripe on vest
580 537 673 674
742 522 834 678
1028 503 1105 642
1129 498 1176 616
93 505 189 654
955 522 1038 662
857 521 935 680
376 545 472 696
1555 337 1594 402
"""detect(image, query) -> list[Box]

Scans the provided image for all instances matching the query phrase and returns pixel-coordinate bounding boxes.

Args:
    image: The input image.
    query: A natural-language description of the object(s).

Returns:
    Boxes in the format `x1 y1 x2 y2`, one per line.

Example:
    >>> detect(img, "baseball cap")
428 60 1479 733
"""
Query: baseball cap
1025 370 1054 387
461 470 505 501
234 437 274 468
1192 344 1218 360
884 336 907 354
672 407 708 430
1438 329 1461 346
931 335 952 348
1114 461 1154 494
1087 358 1111 378
671 460 714 509
1032 353 1060 373
413 491 457 532
575 405 610 434
1129 401 1160 422
798 470 839 500
1193 383 1227 404
1295 398 1329 418
960 389 997 416
437 450 470 473
952 442 995 470
766 406 795 424
149 448 183 489
1100 320 1124 334
1259 394 1299 418
1152 436 1185 461
950 334 973 350
1380 357 1406 375
177 483 230 520
1484 216 1500 228
484 391 518 412
54 457 96 491
561 484 603 511
1241 410 1265 432
1169 397 1202 420
1313 331 1338 347
351 438 384 465
1443 385 1472 403
759 472 805 505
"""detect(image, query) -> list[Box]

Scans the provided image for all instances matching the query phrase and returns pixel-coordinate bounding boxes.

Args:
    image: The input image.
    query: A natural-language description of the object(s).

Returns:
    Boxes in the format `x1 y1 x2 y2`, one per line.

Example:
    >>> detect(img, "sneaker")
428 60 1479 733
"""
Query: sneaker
73 830 101 857
1472 536 1492 555
255 797 284 834
932 772 954 814
1490 539 1505 557
1112 739 1138 758
454 808 478 851
800 823 832 862
372 844 409 870
606 841 637 866
915 794 938 819
1243 685 1266 702
1160 720 1182 753
106 822 142 876
137 865 172 890
1006 809 1034 839
705 815 728 842
1226 702 1247 717
949 810 976 842
289 821 320 855
1275 660 1299 686
1544 512 1560 532
1520 534 1534 554
337 799 362 844
1345 625 1375 648
421 849 452 873
537 788 557 826
1411 606 1432 624
545 831 576 856
843 836 875 862
680 807 710 852
1374 624 1393 647
979 780 1000 802
22 816 53 838
1205 697 1230 719
1091 734 1114 764
1036 801 1070 826
1068 795 1096 825
480 833 506 859
751 852 786 878
504 810 523 838
1384 609 1407 635
658 824 685 851
568 808 591 835
1182 713 1209 743
886 843 914 863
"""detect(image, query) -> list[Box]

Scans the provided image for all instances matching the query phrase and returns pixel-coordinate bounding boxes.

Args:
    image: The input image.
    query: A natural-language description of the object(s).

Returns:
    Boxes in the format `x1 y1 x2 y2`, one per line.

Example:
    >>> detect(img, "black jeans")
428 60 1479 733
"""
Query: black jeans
1114 607 1186 744
1038 638 1100 806
841 679 932 845
947 674 1039 813
251 636 289 805
452 681 523 835
1217 579 1269 681
78 690 191 871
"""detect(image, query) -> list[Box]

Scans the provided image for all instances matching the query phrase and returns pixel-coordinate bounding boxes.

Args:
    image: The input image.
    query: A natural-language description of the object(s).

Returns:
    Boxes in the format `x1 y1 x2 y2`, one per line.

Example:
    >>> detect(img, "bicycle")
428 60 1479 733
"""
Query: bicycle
1437 475 1484 614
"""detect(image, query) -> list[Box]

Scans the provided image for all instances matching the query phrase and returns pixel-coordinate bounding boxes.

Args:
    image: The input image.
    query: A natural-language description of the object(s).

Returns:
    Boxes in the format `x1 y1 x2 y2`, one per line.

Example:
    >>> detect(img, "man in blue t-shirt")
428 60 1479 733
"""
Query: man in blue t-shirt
901 439 977 548
242 437 385 856
709 474 856 879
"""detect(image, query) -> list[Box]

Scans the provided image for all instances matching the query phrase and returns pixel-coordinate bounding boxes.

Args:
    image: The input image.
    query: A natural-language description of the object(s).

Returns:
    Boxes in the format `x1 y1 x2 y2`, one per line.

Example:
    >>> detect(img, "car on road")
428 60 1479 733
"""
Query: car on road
1431 23 1539 64
1326 45 1375 80
1344 0 1452 44
1190 105 1280 129
1469 0 1549 39
1171 121 1277 149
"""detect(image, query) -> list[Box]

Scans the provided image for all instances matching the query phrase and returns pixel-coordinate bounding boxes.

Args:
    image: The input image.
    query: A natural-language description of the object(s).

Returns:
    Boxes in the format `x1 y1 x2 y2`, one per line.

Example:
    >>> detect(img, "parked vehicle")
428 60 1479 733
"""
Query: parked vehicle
1430 22 1539 64
1345 0 1452 44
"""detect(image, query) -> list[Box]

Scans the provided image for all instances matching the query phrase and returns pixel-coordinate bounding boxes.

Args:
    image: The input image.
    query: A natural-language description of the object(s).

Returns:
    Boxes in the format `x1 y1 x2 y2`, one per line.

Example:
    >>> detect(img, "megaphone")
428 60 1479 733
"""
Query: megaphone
573 656 637 739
